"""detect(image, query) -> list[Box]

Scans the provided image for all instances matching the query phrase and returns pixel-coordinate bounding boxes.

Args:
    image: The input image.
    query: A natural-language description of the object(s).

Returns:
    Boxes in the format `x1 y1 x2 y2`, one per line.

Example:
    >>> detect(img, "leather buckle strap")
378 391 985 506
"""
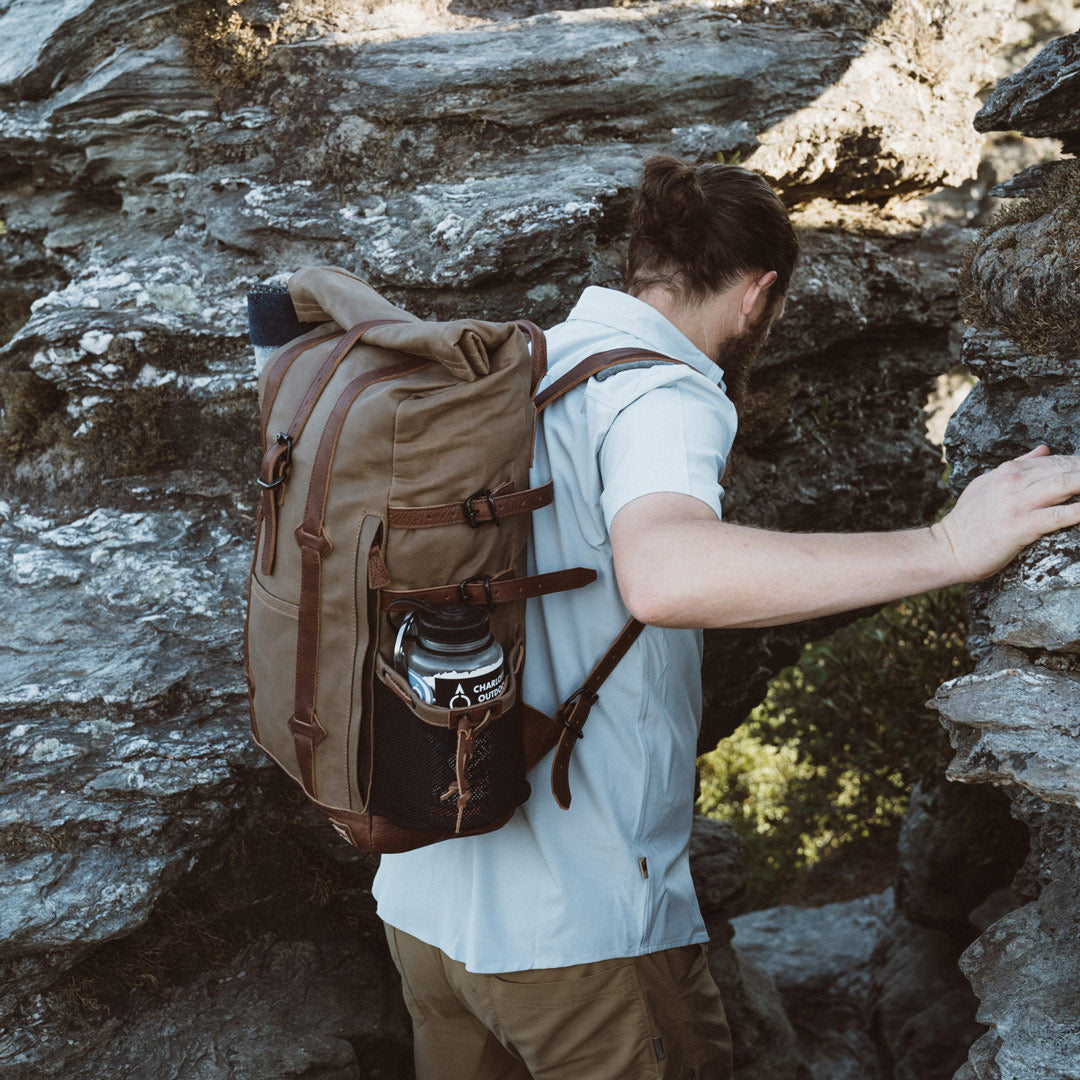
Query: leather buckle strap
257 434 295 574
387 480 554 530
379 566 597 611
549 617 645 810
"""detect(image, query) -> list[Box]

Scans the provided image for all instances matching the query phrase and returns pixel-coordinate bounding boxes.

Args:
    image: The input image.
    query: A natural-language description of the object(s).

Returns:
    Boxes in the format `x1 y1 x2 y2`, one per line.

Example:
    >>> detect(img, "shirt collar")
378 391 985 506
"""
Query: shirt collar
565 286 727 390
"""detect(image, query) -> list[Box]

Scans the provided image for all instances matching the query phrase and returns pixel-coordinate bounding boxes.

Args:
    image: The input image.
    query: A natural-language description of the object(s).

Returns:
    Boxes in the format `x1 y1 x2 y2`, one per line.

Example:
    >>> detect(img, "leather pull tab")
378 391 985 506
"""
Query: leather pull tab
367 545 391 589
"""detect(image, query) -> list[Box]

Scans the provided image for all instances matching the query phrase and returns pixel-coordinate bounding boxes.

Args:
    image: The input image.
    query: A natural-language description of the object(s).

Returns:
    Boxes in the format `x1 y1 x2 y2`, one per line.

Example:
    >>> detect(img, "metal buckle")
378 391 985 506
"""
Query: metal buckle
255 432 293 489
459 575 495 609
463 489 500 528
555 687 598 740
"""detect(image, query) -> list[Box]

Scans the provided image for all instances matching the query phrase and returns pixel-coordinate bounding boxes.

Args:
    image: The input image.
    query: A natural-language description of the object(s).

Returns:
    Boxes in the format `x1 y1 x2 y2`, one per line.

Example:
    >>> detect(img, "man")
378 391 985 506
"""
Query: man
372 155 1080 1080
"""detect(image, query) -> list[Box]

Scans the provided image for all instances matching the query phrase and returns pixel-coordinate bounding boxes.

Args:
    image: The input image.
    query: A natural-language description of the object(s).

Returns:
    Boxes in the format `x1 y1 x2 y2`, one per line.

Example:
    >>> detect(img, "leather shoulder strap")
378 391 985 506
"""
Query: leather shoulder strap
515 319 547 394
533 347 687 413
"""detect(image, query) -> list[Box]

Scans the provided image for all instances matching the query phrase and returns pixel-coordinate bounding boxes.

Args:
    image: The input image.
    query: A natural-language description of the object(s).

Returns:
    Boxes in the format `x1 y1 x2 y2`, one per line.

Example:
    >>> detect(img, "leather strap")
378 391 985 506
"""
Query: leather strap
260 329 340 450
549 617 645 810
515 319 547 393
533 348 687 413
258 318 407 575
379 567 597 611
290 356 432 796
387 479 554 530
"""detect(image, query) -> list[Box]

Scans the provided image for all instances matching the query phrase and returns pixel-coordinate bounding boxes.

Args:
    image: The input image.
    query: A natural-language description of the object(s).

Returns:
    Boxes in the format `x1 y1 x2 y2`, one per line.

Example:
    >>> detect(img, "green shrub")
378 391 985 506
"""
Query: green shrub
698 586 972 909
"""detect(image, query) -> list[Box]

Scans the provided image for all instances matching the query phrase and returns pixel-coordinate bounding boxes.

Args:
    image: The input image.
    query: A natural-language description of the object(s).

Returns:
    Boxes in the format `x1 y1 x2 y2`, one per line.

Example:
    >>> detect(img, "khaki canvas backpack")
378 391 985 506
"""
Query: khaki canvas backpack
243 266 682 853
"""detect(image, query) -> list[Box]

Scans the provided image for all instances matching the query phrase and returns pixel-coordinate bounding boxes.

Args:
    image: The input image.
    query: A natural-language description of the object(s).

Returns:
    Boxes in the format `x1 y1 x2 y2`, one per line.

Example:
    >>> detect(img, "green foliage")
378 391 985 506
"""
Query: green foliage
698 586 972 909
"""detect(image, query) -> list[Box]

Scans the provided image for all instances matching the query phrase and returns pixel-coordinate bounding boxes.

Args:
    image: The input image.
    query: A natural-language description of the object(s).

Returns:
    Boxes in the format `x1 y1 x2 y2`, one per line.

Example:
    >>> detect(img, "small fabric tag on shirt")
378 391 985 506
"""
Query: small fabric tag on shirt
638 856 649 880
652 1035 666 1061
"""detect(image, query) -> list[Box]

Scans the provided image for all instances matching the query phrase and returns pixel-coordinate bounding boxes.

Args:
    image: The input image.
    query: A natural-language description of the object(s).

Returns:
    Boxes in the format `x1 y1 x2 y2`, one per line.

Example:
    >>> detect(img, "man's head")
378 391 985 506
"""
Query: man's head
625 155 798 407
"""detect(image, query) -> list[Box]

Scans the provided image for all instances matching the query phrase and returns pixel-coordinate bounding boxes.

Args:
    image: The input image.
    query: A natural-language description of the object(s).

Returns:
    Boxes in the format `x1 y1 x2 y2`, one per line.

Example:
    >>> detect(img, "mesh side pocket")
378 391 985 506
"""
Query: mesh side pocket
367 679 530 834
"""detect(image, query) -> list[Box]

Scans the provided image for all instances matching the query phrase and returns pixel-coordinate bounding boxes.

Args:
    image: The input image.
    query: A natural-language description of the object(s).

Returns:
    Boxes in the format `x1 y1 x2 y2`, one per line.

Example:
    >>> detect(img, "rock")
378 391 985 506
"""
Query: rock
732 891 894 1080
895 775 1027 934
936 664 1080 808
41 932 412 1080
975 31 1080 145
958 858 1080 1080
690 815 750 919
0 499 258 1002
934 29 1080 1078
872 919 984 1080
961 162 1080 356
690 816 807 1080
943 377 1080 492
988 158 1076 198
960 327 1079 382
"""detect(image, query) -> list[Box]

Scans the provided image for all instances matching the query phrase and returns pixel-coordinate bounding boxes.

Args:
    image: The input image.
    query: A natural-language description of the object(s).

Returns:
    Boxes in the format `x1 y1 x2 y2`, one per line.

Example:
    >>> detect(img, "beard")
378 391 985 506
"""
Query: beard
714 311 774 415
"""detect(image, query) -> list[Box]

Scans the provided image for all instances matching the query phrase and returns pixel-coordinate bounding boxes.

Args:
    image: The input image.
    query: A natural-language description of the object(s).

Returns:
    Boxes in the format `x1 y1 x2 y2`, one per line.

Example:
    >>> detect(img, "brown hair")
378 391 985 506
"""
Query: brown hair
625 155 799 302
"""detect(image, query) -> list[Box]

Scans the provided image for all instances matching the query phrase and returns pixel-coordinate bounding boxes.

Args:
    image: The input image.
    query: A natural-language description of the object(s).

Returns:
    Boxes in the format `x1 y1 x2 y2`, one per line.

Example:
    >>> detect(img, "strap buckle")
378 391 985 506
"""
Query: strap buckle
555 686 599 739
459 575 495 609
256 432 293 489
463 489 501 528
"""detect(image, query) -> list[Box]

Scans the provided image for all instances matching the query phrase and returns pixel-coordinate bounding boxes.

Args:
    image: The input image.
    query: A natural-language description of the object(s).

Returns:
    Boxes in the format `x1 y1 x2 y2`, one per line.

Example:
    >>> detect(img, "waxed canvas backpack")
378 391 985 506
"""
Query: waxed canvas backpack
243 266 681 853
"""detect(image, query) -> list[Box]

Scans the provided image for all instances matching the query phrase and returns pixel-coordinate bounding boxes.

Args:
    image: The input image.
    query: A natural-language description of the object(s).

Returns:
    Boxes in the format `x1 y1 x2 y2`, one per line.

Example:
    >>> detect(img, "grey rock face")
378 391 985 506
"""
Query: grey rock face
0 0 1040 1076
733 891 986 1080
896 775 1026 934
934 26 1080 1080
975 31 1080 145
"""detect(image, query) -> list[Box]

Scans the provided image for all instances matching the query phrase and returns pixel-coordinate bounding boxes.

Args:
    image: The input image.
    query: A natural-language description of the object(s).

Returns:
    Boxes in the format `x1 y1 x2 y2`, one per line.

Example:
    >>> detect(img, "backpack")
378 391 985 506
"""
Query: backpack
243 266 682 853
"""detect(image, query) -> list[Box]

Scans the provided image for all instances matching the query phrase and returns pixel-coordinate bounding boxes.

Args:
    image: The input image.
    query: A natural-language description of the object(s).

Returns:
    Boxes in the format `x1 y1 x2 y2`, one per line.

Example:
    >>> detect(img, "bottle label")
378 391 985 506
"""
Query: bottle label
408 658 505 708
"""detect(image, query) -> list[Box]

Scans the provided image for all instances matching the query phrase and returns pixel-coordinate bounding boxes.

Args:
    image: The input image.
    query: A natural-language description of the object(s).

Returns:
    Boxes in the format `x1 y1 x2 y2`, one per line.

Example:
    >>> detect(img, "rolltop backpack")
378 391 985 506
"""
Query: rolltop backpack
243 266 684 853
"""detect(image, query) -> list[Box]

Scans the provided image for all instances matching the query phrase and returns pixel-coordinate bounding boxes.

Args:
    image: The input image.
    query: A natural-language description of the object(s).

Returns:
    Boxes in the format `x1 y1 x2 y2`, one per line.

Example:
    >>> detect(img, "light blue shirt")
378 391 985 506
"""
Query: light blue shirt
372 286 738 972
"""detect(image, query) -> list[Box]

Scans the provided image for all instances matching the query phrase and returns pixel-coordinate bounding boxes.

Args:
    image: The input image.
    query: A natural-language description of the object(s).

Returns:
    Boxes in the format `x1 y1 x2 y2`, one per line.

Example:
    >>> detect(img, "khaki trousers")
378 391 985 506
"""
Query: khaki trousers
384 923 733 1080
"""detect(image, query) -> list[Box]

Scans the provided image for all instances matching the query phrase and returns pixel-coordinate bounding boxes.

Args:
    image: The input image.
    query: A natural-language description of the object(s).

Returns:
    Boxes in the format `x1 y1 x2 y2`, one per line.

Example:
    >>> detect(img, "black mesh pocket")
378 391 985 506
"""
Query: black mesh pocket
367 679 530 834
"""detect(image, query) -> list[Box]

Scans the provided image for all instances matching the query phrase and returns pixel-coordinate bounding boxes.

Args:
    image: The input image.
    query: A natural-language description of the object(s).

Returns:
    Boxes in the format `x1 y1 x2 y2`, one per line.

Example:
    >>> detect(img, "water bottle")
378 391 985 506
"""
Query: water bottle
394 604 505 709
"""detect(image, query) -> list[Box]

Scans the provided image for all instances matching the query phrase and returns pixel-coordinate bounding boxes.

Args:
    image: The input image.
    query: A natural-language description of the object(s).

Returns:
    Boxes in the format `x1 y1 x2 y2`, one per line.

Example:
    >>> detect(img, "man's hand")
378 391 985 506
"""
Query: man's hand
609 447 1080 630
930 446 1080 582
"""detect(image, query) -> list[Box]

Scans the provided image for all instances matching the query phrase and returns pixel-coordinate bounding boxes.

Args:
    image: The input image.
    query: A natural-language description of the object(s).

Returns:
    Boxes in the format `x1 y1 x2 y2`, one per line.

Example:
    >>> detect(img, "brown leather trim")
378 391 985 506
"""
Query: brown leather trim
533 348 686 413
367 544 392 589
260 329 339 450
289 356 432 795
379 566 597 611
549 617 645 809
515 319 547 394
387 479 555 530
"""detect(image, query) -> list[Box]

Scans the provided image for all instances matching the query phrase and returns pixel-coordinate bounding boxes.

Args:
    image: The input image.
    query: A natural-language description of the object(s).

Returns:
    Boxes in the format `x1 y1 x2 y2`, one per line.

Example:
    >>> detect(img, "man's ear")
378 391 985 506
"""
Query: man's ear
739 271 778 322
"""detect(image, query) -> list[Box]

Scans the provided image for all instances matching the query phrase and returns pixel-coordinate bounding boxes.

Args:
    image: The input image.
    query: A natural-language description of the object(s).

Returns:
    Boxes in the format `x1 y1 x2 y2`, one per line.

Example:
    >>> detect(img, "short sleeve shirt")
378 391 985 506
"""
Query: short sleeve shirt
372 286 738 973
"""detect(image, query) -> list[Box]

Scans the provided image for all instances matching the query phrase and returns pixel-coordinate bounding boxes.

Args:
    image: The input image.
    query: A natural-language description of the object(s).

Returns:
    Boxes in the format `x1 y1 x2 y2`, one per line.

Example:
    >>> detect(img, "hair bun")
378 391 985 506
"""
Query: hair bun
634 154 708 254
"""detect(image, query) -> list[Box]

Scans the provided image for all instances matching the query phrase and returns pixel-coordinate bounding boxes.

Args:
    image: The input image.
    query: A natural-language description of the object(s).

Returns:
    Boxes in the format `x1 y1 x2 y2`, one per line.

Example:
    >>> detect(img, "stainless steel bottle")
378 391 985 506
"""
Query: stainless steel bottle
395 604 504 708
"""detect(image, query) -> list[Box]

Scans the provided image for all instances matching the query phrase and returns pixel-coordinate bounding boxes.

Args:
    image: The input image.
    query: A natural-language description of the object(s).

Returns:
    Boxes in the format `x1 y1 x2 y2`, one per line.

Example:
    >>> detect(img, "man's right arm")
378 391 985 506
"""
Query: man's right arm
610 446 1080 630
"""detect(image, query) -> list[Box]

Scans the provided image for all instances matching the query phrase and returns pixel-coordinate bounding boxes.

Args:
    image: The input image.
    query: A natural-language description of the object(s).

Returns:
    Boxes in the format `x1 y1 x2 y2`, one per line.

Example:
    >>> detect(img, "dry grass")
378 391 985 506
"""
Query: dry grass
958 159 1080 355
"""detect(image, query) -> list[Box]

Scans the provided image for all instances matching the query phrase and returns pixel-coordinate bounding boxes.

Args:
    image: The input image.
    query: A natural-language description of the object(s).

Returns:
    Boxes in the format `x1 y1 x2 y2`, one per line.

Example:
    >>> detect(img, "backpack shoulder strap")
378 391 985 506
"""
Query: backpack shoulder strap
533 347 687 413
